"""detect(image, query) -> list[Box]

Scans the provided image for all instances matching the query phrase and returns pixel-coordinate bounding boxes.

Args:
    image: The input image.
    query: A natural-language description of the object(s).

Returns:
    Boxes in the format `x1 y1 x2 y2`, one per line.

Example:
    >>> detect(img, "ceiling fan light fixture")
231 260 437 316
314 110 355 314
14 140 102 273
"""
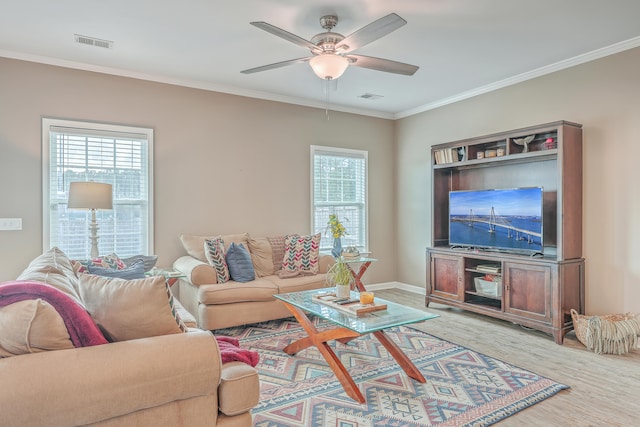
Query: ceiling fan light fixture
309 54 349 80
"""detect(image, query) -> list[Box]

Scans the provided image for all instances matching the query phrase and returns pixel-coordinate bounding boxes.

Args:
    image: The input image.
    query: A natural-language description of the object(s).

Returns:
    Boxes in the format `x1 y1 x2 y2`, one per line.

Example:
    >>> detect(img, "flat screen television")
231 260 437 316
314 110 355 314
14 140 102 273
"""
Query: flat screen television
449 187 543 254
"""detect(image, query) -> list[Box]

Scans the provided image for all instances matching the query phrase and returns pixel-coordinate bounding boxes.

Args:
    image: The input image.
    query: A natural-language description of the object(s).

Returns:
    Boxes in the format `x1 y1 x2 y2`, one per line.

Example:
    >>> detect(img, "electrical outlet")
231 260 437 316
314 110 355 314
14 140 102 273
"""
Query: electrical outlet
0 218 22 230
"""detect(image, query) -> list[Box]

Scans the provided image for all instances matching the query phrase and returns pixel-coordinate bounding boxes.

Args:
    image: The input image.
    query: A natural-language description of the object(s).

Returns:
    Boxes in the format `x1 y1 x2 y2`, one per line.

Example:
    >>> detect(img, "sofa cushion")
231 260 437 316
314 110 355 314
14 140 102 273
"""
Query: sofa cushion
181 233 250 263
279 233 321 277
78 274 187 341
197 279 278 305
225 243 255 283
17 247 82 302
0 299 74 357
87 259 146 279
268 273 329 294
248 236 274 277
204 237 230 283
266 235 291 274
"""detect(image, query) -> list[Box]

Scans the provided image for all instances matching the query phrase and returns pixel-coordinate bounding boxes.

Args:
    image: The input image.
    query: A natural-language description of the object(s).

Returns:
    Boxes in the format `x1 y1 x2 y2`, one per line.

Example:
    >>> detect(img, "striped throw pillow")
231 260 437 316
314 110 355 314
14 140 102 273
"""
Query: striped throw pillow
204 237 230 283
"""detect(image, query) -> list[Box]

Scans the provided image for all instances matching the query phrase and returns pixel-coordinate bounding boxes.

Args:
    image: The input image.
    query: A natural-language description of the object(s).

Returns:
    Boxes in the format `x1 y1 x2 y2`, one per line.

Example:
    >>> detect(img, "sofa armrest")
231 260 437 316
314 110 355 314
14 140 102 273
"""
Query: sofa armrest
319 254 335 274
0 330 221 427
174 255 218 286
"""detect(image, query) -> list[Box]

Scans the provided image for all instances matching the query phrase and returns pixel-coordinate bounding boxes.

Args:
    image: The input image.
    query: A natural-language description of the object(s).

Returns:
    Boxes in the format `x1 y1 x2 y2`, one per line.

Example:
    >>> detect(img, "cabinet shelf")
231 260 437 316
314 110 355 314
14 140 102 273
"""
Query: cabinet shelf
465 290 502 301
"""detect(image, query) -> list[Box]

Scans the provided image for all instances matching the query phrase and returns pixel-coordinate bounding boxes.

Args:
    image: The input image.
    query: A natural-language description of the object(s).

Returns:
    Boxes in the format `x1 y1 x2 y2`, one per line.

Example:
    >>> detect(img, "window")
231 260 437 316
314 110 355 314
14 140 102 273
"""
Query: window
311 146 368 252
42 118 153 259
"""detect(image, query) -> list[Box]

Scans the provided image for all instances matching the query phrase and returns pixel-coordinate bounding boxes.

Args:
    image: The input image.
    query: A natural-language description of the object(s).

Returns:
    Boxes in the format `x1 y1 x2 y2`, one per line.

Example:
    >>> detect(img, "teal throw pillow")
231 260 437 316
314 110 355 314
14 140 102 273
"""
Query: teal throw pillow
225 243 255 283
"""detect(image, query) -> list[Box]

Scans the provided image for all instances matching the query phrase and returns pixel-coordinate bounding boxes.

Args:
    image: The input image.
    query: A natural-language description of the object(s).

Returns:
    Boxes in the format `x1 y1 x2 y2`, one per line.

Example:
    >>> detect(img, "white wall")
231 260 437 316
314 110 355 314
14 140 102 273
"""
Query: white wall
0 57 397 284
396 47 640 315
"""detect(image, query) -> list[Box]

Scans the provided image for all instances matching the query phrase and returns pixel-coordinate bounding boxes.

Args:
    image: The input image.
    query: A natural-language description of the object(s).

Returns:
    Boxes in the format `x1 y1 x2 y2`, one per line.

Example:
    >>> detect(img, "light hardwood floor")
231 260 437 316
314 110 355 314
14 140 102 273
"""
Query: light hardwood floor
373 288 639 427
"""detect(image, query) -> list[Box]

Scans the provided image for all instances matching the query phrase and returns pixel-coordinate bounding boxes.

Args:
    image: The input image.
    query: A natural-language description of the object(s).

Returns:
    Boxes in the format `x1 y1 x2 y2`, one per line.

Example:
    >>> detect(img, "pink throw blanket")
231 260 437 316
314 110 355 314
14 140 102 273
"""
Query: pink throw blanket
0 281 108 348
216 335 259 367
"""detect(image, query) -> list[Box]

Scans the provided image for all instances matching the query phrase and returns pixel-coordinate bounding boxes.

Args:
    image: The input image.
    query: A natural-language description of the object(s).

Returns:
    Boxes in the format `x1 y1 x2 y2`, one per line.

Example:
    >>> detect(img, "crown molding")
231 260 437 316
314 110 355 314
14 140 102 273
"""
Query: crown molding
0 49 394 120
395 36 640 119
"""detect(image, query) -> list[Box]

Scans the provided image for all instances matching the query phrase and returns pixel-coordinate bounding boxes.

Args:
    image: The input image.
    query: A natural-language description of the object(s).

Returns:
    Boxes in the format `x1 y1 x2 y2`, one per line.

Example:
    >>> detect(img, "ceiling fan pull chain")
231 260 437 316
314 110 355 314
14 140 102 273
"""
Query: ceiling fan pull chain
323 78 331 120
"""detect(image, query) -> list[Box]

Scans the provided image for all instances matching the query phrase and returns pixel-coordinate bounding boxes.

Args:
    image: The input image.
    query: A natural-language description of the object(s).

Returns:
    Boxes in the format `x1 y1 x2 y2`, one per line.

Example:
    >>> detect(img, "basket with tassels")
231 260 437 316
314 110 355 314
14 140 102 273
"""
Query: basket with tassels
570 309 640 355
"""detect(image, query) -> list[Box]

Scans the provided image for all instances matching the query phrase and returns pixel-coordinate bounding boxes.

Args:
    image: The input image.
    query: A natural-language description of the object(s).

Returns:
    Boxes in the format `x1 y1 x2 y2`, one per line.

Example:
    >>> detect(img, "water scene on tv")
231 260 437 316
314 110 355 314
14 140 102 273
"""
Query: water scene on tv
449 187 543 253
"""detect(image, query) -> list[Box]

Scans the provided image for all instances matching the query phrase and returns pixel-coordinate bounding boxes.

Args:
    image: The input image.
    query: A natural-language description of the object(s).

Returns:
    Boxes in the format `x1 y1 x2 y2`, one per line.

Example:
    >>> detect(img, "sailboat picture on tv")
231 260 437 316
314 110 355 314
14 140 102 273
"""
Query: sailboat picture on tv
449 187 543 254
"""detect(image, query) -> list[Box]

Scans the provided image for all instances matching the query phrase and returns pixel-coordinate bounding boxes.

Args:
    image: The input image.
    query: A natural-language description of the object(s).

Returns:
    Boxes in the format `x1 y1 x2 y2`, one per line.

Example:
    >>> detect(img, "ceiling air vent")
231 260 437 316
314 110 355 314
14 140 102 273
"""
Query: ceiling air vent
359 93 384 100
74 34 113 49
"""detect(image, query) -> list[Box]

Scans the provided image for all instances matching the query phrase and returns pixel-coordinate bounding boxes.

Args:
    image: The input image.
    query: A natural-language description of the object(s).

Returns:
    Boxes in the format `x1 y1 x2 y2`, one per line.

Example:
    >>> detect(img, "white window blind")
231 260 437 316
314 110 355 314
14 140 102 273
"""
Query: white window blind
311 146 368 252
42 118 153 259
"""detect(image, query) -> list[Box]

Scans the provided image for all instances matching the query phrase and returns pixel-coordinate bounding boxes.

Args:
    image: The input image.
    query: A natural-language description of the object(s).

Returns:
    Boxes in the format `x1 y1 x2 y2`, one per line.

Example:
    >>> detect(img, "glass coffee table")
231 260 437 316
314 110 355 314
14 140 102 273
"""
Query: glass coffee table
274 288 439 403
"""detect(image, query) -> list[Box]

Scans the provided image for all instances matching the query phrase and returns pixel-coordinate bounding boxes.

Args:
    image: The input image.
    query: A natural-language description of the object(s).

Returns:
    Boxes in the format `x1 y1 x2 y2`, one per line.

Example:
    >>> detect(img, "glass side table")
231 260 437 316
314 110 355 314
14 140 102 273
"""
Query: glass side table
146 268 186 287
342 256 377 291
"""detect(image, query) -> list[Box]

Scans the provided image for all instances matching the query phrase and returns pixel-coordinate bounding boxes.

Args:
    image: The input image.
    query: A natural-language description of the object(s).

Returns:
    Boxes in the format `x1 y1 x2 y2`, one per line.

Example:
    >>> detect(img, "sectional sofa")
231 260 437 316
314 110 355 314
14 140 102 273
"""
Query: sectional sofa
0 248 259 426
174 232 334 330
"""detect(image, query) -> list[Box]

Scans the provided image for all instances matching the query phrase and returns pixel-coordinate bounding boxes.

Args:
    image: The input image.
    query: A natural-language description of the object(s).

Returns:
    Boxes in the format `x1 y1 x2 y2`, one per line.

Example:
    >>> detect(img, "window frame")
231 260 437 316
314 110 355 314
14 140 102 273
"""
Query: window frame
310 145 369 253
42 118 154 257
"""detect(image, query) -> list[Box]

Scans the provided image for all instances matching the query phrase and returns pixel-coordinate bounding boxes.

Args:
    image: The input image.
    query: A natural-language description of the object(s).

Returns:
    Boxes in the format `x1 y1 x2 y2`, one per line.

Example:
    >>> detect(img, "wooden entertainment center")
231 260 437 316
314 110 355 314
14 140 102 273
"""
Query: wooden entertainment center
426 121 584 344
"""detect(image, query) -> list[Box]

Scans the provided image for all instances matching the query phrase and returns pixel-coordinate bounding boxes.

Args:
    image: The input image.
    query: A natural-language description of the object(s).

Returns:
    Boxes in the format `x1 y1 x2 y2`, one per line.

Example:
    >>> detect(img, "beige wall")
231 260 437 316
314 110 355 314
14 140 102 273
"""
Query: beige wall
0 57 396 284
396 47 640 315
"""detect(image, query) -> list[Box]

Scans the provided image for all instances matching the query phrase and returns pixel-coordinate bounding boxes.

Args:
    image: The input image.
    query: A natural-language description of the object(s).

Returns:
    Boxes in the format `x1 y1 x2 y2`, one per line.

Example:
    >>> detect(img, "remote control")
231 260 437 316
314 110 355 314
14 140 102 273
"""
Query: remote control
336 299 360 305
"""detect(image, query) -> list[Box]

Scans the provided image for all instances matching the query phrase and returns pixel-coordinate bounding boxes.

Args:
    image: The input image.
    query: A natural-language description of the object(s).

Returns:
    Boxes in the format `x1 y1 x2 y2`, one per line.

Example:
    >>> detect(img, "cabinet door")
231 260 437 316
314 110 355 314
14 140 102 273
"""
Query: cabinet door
504 262 551 321
429 252 462 301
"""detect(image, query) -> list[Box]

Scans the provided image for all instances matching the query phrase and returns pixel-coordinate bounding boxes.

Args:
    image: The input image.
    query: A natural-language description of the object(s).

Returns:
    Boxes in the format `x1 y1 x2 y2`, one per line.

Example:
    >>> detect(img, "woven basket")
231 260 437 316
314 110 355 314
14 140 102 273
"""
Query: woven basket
571 309 640 355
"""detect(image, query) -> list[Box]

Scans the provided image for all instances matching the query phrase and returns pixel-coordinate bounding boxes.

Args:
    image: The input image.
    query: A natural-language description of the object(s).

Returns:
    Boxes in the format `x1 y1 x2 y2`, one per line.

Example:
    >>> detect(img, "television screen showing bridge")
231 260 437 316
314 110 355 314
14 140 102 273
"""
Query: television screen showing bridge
449 187 543 252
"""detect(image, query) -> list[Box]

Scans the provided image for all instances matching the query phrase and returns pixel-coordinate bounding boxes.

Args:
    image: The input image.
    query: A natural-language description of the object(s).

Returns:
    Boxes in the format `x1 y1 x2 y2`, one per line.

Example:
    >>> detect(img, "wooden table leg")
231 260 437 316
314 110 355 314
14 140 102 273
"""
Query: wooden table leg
279 301 366 403
347 261 371 292
373 330 426 383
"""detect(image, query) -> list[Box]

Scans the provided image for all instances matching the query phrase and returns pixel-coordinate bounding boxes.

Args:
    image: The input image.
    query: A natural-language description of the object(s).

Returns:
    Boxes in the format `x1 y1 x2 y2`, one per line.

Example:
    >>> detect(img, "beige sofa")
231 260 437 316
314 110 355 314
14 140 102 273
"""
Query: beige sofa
0 248 259 427
174 233 333 330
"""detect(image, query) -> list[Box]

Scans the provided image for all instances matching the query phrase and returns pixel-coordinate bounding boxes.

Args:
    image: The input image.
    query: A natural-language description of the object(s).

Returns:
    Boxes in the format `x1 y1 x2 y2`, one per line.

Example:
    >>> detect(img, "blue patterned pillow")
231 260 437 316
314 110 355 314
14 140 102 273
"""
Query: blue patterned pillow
225 243 255 283
204 237 229 283
87 260 145 279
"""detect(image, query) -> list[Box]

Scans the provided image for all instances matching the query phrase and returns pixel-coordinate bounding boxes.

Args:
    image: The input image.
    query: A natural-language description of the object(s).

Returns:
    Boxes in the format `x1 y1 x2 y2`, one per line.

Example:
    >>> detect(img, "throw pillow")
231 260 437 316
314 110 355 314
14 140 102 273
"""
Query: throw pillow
78 274 187 342
119 254 158 272
204 237 230 283
248 236 275 277
17 247 82 302
268 234 295 274
0 299 74 356
225 243 255 282
73 253 127 274
0 280 109 357
181 233 250 262
279 233 321 278
87 260 145 280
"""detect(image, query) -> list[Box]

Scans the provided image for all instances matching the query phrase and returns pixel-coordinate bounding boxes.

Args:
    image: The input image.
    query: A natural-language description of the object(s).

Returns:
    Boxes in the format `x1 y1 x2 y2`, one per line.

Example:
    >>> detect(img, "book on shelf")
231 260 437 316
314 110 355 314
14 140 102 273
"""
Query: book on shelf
434 148 461 165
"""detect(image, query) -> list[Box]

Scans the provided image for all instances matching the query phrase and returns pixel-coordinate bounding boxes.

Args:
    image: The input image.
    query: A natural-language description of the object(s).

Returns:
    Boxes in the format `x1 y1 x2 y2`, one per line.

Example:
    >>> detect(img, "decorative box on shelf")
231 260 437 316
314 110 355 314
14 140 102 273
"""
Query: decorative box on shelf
474 277 502 297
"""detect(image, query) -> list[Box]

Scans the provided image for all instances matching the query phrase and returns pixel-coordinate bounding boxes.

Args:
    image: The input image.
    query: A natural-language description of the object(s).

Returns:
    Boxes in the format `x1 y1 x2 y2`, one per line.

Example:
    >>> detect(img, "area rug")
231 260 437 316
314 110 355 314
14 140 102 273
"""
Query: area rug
216 317 568 426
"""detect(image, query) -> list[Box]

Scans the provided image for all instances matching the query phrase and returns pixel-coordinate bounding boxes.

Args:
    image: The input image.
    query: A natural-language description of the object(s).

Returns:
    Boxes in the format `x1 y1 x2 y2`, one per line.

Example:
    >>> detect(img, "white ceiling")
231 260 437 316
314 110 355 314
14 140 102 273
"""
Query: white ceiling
2 0 640 119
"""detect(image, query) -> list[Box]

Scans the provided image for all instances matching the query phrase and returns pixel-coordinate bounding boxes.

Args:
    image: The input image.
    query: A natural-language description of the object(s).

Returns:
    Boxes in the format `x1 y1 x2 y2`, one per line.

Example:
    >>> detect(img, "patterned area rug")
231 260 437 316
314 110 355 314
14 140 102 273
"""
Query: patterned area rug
216 317 568 427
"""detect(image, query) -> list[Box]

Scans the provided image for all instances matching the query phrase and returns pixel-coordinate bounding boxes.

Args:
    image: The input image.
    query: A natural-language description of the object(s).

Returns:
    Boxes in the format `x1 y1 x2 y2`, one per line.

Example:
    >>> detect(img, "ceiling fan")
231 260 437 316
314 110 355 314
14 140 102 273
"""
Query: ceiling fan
241 13 419 80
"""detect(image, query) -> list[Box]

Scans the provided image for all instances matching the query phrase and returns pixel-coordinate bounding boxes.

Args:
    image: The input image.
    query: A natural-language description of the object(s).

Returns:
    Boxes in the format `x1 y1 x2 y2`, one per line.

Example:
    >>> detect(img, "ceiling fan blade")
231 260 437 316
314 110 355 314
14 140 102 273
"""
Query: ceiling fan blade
250 21 320 53
241 57 312 74
347 54 419 76
336 13 406 53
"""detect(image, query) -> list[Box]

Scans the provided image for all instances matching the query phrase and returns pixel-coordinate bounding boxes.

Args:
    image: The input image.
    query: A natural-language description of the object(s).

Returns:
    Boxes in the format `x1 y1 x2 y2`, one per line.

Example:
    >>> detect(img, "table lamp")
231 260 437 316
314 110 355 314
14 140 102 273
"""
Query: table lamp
68 181 113 258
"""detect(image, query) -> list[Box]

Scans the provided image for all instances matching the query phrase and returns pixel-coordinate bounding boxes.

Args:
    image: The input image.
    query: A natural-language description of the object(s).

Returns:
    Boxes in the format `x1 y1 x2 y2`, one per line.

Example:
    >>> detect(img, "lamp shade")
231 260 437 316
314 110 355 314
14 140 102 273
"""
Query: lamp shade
68 182 113 210
309 54 349 80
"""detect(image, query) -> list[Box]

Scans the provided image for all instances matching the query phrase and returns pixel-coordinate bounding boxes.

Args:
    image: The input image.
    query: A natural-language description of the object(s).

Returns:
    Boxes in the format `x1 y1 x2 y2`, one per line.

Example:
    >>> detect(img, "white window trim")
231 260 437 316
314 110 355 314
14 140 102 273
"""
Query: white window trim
310 145 369 253
42 118 154 255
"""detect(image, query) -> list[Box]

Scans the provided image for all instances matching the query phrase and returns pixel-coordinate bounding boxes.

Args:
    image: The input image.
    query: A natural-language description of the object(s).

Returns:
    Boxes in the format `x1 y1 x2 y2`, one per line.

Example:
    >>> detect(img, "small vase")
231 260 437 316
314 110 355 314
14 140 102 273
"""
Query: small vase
331 237 342 258
336 285 350 298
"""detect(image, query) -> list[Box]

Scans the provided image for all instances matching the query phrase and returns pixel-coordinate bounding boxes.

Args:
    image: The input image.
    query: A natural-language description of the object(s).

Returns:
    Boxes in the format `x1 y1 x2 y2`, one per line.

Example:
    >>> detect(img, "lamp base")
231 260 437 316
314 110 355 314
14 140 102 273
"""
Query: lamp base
89 208 100 259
